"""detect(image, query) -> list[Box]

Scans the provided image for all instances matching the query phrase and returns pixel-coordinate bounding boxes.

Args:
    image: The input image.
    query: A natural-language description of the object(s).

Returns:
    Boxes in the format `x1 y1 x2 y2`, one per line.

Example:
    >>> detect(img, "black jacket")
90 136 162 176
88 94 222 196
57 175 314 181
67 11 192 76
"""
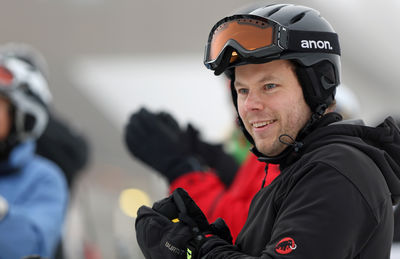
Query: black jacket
37 112 90 189
201 115 400 258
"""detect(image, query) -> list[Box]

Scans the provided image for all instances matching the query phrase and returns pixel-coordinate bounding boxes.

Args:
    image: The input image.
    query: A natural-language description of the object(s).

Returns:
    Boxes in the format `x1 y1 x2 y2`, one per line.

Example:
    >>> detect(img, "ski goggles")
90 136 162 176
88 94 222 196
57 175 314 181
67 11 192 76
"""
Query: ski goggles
0 65 15 88
204 14 340 73
0 59 33 92
0 65 14 85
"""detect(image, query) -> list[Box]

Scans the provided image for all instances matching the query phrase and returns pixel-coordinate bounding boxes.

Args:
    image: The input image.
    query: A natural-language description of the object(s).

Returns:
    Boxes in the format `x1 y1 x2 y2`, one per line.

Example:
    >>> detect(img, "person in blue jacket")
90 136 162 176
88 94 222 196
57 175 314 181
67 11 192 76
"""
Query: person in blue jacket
0 44 68 259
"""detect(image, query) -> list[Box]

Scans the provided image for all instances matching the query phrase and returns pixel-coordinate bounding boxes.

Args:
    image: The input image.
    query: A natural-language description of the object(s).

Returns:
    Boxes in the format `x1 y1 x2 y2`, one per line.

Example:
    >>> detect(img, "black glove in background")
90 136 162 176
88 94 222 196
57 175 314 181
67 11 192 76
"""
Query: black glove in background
183 124 239 187
125 108 204 182
125 107 239 186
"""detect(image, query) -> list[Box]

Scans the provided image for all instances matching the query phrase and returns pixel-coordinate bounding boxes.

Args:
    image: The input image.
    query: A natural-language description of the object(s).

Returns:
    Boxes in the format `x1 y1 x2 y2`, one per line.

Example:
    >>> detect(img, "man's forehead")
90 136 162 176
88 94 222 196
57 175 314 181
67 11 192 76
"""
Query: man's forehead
234 74 279 88
234 60 293 87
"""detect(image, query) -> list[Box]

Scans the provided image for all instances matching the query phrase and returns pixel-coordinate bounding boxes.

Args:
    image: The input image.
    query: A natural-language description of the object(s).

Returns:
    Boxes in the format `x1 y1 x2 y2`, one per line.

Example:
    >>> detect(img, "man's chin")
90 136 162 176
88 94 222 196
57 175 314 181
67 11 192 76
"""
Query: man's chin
256 143 285 157
256 146 274 157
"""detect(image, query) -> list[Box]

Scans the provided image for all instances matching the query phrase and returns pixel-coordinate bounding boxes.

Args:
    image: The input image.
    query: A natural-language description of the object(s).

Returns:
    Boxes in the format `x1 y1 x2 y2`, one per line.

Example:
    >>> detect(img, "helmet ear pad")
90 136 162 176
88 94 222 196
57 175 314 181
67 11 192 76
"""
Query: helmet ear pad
24 113 36 132
4 103 35 139
294 60 338 112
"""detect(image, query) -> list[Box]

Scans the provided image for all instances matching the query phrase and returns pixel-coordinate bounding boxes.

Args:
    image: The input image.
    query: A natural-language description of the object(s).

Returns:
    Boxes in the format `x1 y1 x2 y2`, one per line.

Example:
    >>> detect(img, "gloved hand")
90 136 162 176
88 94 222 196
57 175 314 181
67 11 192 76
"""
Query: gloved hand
125 107 239 185
184 124 239 186
135 188 232 259
124 108 204 182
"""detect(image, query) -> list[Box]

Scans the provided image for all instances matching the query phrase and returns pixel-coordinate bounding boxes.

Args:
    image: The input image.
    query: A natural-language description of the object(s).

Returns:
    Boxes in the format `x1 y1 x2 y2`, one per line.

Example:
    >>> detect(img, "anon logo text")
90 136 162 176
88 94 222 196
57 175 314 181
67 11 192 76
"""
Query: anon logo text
301 40 333 50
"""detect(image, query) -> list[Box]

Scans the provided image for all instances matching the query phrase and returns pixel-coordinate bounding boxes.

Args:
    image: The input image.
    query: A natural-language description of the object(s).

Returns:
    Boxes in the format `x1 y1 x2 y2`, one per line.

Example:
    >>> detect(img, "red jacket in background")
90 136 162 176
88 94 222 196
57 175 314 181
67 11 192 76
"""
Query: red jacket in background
170 153 280 240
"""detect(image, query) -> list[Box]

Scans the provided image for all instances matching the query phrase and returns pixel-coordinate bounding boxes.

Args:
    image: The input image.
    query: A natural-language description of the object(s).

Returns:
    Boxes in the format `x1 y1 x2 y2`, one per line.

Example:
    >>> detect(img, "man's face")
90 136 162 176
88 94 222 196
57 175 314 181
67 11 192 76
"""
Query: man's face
234 60 311 156
0 96 11 141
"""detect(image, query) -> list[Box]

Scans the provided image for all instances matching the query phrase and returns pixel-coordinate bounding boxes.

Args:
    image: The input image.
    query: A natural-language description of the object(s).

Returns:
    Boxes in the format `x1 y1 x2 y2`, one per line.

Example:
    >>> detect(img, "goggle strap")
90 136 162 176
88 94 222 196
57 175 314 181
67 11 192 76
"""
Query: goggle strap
287 30 341 55
214 48 234 75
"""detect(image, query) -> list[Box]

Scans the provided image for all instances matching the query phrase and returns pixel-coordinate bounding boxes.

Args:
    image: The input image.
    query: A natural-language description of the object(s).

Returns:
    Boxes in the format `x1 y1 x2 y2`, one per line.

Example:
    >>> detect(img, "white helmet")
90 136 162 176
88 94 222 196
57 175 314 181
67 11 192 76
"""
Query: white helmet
0 44 52 142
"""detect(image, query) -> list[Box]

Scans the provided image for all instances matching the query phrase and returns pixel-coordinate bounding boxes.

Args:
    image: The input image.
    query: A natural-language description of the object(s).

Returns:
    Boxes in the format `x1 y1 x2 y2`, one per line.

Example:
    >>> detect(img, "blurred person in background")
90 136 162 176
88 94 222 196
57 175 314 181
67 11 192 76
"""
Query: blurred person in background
0 43 92 259
0 44 68 259
0 43 91 191
134 3 400 258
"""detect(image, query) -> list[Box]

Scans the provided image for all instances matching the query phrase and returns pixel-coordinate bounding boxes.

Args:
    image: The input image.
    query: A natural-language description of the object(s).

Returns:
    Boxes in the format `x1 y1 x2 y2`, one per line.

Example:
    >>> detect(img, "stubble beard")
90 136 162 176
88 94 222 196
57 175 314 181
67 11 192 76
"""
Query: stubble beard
255 136 286 157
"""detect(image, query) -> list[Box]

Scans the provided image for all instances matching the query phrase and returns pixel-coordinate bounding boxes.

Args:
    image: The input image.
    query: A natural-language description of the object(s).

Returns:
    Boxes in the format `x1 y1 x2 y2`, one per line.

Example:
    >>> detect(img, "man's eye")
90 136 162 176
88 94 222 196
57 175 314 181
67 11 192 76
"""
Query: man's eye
264 83 277 90
237 88 248 94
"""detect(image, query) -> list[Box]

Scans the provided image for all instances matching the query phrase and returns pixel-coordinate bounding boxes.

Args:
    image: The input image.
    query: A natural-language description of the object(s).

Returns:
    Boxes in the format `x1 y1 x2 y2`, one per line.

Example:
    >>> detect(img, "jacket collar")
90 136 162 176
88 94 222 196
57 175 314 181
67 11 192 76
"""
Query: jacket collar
0 141 36 174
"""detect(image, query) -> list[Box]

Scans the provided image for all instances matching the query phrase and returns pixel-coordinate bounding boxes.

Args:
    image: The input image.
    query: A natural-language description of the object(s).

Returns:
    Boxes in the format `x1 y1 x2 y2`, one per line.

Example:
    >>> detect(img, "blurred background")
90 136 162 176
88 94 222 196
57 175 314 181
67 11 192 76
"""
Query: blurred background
1 0 399 258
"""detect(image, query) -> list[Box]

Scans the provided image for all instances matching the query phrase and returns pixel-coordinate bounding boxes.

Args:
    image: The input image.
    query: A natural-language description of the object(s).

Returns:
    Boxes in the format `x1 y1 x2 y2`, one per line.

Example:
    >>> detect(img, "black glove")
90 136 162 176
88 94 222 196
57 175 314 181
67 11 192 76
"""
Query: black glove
125 107 239 185
152 188 210 232
135 206 193 259
184 124 239 187
136 188 232 259
124 108 204 182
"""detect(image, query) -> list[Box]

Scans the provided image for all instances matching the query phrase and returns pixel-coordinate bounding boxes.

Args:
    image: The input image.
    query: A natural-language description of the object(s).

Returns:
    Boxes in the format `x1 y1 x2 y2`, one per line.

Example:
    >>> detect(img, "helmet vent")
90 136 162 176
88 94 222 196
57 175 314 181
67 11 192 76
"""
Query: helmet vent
289 12 306 24
266 5 287 17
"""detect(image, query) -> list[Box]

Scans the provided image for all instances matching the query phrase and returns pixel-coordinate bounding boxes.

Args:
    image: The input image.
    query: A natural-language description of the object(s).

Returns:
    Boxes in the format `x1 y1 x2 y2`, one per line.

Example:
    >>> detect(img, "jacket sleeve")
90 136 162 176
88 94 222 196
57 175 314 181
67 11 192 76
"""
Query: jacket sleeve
206 155 277 240
0 161 68 258
170 170 226 220
201 163 377 258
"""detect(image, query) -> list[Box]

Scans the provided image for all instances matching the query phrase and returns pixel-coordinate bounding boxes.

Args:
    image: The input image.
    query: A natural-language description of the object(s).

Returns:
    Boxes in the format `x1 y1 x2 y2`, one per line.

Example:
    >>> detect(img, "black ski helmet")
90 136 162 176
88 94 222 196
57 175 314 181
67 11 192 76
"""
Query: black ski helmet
204 3 341 145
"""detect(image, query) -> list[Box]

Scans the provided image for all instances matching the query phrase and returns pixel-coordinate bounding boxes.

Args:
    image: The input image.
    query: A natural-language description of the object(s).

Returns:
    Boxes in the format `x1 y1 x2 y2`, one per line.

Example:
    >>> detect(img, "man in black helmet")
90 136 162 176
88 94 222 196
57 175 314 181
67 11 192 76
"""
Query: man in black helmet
135 4 400 258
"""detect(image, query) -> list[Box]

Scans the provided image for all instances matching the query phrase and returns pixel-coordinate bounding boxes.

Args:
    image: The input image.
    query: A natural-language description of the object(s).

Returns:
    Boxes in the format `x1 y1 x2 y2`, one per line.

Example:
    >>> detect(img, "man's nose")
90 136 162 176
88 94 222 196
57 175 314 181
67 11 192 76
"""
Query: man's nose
244 91 264 111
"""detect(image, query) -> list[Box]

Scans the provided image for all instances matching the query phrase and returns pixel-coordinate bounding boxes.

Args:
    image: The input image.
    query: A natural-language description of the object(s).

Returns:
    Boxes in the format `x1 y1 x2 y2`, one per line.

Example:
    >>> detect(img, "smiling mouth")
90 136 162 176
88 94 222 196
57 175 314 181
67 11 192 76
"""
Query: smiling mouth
251 120 276 128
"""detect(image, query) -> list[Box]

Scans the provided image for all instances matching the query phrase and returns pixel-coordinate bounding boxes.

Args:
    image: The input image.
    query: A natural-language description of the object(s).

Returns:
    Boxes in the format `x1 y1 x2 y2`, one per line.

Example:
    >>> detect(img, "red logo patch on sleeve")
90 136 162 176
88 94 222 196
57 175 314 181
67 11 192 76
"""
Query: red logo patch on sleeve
275 237 297 255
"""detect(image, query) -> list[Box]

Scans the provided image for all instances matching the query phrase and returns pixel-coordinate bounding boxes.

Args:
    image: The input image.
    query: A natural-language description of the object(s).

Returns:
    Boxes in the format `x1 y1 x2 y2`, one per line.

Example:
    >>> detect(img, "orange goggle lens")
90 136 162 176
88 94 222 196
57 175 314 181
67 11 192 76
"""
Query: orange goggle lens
0 66 13 86
208 18 275 62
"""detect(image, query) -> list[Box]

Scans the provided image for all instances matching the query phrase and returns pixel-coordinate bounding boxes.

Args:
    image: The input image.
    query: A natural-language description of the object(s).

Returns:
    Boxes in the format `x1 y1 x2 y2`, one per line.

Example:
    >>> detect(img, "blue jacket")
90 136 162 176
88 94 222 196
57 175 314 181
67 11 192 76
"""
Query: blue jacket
0 141 68 259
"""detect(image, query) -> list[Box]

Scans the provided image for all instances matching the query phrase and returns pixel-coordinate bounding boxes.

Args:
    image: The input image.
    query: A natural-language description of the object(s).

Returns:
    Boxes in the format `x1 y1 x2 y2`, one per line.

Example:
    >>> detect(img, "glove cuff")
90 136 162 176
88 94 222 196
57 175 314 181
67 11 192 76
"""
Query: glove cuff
165 156 205 182
197 235 232 258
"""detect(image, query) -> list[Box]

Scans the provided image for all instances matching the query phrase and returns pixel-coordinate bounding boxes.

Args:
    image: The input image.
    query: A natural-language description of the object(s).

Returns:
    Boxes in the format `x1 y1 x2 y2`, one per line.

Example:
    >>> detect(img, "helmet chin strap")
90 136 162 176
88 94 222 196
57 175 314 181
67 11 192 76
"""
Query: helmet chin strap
296 103 328 141
278 134 303 153
277 103 328 153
